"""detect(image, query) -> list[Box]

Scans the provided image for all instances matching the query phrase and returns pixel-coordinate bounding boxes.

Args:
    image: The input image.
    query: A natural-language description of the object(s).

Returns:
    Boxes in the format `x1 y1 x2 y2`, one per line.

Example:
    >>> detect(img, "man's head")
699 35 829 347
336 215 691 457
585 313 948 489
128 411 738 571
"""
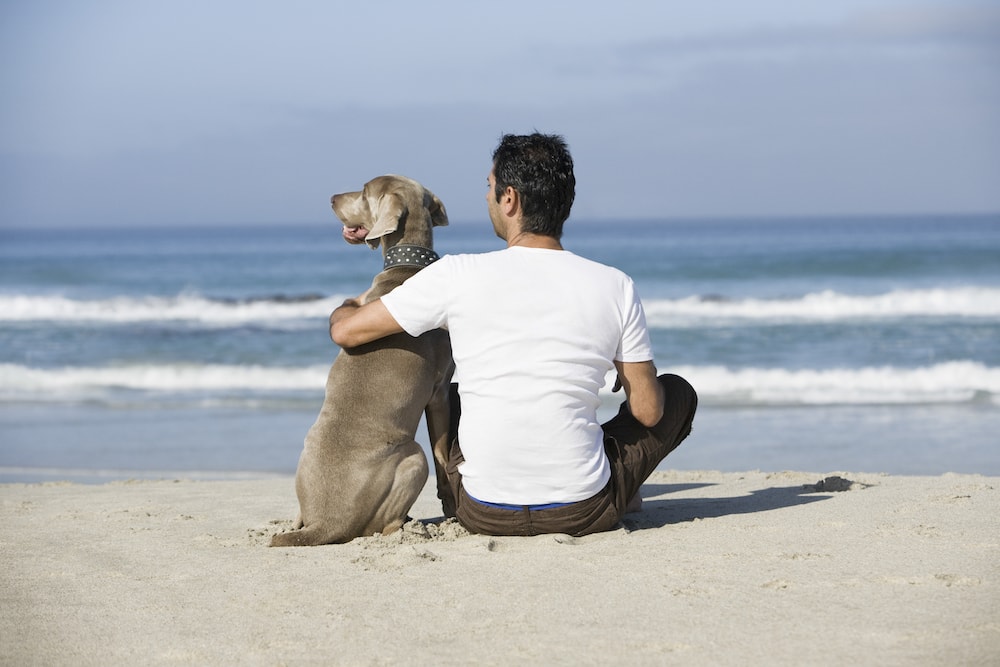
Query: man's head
490 133 575 239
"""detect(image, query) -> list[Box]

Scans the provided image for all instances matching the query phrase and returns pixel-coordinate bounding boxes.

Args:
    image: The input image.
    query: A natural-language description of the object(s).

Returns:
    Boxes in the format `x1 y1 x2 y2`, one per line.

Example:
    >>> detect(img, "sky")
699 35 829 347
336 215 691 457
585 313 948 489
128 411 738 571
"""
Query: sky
1 1 998 229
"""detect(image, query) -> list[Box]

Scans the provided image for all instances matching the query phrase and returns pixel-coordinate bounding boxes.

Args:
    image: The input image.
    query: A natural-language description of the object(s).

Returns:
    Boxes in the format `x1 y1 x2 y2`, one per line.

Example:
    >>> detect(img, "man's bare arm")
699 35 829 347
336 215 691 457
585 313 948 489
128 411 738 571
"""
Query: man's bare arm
614 360 665 427
329 298 404 348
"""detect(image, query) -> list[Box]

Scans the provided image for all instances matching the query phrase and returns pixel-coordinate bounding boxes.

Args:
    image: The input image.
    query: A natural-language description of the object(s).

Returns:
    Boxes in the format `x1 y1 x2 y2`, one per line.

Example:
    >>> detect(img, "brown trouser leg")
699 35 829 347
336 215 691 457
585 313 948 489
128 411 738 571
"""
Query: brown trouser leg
445 374 698 537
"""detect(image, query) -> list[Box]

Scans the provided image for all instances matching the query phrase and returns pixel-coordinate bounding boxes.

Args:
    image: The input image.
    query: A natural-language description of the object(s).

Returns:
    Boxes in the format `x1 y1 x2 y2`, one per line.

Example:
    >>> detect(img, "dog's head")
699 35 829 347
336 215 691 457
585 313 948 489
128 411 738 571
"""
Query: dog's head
331 175 448 249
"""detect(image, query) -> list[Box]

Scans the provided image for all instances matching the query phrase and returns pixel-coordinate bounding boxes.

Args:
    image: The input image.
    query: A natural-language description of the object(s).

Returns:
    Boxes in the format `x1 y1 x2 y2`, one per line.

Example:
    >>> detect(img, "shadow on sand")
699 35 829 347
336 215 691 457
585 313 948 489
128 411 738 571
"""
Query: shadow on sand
624 481 831 531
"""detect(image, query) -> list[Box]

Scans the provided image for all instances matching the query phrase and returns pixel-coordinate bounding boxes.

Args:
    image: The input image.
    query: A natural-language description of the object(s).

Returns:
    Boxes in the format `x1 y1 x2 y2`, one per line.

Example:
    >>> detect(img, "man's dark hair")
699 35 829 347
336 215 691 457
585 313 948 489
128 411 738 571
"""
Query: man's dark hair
492 133 576 239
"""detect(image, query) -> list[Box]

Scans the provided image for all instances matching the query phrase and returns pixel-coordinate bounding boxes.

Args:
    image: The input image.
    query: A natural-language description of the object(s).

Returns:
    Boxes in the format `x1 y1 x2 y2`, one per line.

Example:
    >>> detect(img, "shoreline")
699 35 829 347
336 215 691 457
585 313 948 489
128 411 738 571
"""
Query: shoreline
2 469 997 665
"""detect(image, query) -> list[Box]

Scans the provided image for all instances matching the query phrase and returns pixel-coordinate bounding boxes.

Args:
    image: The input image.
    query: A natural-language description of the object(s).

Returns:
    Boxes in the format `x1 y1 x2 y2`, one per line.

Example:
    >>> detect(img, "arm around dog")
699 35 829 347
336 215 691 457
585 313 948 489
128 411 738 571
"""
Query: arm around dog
330 298 405 348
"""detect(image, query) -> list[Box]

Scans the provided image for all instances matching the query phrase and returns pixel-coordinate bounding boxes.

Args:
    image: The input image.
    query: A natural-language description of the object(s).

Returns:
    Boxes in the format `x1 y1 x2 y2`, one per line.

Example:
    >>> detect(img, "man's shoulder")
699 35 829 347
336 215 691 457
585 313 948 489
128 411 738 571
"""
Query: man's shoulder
562 251 635 282
434 249 507 269
435 248 636 286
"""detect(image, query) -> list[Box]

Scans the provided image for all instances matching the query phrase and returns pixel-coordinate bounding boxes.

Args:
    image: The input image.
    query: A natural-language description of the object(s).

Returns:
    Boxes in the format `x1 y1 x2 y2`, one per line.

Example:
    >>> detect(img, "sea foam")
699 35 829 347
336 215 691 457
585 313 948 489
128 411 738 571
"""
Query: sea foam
3 361 997 407
0 293 343 326
4 287 997 328
668 361 1000 405
0 363 330 400
644 287 1000 327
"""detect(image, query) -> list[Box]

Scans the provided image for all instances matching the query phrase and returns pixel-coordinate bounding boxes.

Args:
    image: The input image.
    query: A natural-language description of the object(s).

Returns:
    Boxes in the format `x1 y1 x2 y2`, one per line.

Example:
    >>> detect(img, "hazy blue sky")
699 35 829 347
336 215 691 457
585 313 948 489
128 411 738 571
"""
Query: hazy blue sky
2 1 998 228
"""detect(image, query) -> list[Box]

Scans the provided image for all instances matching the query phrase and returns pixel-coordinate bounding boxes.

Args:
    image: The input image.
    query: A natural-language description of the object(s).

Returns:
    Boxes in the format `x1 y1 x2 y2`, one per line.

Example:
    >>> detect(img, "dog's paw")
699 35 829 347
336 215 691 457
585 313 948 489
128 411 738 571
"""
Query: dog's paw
403 520 431 538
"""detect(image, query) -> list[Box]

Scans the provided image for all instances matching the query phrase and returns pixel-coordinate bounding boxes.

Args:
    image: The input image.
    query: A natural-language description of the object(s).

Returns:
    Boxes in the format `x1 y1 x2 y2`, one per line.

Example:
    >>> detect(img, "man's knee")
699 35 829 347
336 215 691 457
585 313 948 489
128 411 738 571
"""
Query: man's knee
652 373 697 447
658 373 698 413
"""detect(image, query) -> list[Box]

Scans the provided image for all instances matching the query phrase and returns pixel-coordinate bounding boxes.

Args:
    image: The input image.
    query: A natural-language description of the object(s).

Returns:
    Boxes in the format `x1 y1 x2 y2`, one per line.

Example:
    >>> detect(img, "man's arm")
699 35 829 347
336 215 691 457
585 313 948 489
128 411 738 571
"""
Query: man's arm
614 360 665 427
329 298 404 348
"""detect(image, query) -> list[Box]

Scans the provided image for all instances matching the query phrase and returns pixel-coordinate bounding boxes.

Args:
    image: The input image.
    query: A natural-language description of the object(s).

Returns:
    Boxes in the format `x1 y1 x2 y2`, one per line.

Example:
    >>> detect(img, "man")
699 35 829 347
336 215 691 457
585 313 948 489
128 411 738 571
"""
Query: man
331 133 697 536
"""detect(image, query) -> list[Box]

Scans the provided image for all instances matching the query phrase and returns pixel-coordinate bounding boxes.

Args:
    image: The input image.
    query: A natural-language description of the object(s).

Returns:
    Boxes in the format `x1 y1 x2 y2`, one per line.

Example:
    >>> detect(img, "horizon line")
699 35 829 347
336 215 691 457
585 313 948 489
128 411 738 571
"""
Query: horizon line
2 210 998 234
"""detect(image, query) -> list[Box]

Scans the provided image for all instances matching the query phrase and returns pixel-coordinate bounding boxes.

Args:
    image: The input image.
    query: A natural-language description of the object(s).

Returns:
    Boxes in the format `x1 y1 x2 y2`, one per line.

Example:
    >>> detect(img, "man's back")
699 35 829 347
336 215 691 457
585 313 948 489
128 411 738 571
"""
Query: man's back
383 246 652 504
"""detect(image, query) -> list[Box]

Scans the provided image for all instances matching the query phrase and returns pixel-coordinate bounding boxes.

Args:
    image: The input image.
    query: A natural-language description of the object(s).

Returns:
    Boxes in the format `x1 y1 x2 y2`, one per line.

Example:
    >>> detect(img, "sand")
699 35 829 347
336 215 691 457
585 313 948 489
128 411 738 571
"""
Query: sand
2 469 997 666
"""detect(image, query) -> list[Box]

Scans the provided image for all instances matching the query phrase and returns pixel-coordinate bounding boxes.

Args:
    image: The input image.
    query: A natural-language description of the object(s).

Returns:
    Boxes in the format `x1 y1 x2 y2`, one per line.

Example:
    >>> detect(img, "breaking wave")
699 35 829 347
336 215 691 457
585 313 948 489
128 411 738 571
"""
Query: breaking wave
644 287 1000 327
0 362 330 403
0 292 341 327
668 361 1000 406
3 286 998 329
3 361 997 407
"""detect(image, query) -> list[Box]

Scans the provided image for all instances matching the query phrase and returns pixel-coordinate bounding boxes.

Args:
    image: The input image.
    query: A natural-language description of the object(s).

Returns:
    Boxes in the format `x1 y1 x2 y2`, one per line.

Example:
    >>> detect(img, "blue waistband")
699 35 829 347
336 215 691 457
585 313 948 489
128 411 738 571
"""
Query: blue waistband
467 493 575 512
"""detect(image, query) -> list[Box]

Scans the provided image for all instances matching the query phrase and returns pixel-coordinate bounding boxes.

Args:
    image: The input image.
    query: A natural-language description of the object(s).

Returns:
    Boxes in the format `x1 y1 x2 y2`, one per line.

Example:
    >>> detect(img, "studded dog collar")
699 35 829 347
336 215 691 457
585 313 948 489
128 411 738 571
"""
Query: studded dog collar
383 244 440 270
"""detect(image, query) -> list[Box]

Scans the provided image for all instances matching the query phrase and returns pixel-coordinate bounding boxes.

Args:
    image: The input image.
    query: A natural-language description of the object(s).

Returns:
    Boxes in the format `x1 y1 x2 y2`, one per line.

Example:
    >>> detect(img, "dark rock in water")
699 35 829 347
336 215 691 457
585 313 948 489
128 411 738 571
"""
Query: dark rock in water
215 293 326 304
260 293 325 304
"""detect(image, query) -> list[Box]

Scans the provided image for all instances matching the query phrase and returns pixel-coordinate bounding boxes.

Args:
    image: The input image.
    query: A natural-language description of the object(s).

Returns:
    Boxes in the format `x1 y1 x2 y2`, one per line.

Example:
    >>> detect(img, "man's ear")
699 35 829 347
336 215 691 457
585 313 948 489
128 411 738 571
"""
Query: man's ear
501 186 520 217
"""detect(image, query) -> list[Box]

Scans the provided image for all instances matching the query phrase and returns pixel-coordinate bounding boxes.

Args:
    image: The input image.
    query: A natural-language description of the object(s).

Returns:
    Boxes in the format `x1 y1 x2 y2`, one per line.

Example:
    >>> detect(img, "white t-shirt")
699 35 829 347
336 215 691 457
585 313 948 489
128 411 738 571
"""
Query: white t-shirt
381 246 653 504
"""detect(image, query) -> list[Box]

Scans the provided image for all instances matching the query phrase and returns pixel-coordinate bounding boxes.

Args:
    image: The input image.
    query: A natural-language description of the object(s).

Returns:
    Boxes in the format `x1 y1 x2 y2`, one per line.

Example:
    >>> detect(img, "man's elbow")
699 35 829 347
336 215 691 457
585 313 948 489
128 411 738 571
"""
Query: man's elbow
631 379 665 427
633 404 664 428
330 322 357 349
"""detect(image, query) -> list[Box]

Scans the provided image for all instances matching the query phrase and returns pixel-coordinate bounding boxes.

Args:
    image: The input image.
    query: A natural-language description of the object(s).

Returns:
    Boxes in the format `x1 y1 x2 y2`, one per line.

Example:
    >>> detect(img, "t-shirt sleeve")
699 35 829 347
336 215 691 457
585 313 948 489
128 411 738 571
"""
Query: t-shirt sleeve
379 258 451 337
617 278 654 362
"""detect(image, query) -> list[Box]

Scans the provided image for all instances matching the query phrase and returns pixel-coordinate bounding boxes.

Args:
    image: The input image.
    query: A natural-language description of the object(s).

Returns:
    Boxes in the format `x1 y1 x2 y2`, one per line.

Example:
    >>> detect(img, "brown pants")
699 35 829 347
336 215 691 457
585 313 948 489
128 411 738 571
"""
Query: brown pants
445 374 698 537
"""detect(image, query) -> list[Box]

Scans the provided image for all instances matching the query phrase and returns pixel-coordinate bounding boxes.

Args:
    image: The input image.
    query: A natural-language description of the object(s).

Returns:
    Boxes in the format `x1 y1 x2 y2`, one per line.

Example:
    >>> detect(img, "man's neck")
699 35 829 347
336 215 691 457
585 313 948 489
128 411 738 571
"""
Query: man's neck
506 230 563 250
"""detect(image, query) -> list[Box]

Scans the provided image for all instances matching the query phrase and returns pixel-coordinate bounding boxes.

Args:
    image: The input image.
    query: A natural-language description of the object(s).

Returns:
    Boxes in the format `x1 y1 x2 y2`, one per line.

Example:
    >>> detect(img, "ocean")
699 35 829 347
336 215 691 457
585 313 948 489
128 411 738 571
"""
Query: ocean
2 214 998 483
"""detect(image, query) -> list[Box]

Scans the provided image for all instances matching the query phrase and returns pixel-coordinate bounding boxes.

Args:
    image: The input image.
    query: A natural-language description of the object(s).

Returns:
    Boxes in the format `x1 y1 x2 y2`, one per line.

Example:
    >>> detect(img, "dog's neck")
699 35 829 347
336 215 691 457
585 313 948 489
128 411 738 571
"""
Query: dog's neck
383 244 440 270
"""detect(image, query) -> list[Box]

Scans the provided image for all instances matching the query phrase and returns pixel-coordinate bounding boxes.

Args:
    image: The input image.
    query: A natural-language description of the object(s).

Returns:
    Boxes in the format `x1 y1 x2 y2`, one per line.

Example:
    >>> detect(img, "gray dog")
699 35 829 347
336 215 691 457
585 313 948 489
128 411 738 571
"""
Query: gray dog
271 175 455 547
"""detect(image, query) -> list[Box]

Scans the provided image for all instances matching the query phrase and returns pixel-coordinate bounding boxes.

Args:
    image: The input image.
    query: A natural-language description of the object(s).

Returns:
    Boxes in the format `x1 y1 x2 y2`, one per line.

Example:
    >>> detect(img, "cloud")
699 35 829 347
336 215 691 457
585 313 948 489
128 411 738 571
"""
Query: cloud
614 5 1000 71
846 5 1000 42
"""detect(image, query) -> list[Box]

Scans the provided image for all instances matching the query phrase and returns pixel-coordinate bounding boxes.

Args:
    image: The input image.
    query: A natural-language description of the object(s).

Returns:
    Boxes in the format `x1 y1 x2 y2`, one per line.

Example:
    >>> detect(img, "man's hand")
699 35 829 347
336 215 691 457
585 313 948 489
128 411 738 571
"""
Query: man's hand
328 298 360 340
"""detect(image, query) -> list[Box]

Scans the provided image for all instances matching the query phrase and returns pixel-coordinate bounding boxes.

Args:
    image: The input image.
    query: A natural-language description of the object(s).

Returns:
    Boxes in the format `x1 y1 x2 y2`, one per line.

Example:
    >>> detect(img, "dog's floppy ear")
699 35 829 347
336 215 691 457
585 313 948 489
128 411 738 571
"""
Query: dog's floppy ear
364 192 405 249
427 189 449 228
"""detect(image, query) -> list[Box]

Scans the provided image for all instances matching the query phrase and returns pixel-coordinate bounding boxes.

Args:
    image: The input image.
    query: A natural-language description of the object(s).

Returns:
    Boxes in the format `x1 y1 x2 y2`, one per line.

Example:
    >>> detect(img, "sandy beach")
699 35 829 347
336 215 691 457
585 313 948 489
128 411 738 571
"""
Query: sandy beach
2 469 997 666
